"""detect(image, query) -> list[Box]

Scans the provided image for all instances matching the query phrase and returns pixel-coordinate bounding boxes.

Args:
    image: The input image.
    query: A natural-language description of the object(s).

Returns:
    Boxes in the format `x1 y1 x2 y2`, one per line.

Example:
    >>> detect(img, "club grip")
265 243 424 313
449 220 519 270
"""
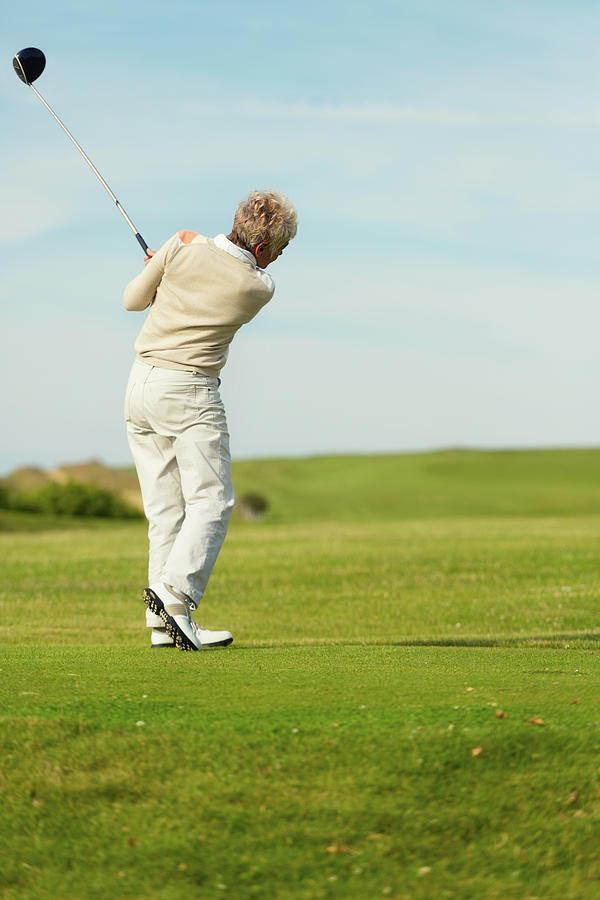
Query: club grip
135 233 149 254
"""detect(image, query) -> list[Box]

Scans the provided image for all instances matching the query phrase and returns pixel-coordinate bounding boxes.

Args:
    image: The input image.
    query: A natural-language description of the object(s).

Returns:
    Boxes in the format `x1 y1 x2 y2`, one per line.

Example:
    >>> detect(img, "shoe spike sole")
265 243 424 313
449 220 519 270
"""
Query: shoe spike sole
143 588 198 652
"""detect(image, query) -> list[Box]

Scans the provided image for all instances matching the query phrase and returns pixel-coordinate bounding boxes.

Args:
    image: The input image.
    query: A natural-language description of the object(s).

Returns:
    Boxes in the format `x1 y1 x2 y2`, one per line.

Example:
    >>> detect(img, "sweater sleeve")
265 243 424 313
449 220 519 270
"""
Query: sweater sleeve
123 234 181 311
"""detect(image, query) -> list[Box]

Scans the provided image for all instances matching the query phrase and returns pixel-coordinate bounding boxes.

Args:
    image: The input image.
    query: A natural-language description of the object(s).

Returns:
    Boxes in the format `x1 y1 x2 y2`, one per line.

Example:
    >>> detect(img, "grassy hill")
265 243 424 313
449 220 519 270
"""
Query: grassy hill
229 448 600 522
2 448 600 529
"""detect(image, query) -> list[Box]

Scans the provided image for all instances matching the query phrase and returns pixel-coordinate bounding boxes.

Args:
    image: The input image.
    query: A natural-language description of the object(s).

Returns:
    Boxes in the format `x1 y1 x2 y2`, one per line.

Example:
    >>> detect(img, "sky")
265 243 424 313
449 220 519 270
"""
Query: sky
1 0 599 471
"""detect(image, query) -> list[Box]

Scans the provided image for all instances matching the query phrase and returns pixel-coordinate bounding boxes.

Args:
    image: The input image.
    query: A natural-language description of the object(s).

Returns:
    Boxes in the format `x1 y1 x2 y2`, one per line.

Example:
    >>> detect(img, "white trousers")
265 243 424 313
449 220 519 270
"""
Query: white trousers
125 361 234 625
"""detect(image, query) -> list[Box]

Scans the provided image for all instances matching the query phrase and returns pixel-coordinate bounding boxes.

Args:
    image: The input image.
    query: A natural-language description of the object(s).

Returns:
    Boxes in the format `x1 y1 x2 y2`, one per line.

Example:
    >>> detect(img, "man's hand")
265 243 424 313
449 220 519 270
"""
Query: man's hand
144 249 156 266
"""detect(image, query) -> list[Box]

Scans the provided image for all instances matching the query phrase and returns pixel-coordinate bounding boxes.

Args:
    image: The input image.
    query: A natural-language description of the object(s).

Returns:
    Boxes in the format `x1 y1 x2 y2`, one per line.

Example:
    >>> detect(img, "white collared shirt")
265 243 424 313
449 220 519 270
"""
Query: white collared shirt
213 233 274 292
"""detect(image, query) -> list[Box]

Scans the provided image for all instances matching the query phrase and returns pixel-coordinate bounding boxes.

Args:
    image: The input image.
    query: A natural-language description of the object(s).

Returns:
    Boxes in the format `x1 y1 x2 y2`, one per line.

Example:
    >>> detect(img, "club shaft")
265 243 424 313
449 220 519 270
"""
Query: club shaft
28 83 148 253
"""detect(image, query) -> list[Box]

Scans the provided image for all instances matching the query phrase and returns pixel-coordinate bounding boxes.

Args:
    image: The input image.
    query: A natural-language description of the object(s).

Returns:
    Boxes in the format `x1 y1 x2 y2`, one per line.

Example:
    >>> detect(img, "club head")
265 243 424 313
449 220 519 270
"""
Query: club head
13 47 46 85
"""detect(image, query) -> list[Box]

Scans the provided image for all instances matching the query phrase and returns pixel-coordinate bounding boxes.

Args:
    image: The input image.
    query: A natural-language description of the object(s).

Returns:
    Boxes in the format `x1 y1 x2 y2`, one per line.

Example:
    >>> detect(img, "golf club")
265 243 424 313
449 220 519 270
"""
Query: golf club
13 47 149 255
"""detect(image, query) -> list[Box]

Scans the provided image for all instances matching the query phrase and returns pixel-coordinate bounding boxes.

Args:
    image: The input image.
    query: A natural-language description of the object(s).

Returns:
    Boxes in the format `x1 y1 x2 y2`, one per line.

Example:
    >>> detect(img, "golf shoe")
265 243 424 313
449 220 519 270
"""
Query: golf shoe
144 583 233 651
150 624 233 650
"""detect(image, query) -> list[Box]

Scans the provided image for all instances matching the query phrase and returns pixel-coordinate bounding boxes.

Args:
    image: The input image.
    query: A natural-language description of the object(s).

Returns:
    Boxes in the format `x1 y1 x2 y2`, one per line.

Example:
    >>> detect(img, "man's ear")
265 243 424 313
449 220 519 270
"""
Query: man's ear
253 241 269 265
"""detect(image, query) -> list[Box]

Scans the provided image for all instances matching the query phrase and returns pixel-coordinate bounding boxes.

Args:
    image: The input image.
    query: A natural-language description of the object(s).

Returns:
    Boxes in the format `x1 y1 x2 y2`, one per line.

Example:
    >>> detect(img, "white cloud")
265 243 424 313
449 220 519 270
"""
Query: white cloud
6 75 600 254
1 152 86 243
271 255 599 366
180 99 482 125
223 332 600 458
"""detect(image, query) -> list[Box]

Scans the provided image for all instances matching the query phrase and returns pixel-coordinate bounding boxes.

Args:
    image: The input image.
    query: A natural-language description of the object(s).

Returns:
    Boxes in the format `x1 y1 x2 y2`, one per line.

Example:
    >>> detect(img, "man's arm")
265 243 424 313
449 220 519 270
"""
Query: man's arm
123 234 179 311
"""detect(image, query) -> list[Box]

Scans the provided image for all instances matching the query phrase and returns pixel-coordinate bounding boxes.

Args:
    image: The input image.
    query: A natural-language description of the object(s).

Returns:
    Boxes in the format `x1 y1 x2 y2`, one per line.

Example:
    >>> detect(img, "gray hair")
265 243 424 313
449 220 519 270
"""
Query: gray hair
231 190 298 253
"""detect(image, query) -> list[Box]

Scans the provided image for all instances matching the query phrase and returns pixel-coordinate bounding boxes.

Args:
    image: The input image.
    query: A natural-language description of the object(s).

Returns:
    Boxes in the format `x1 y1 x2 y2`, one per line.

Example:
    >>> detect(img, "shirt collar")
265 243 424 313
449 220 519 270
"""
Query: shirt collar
213 233 257 267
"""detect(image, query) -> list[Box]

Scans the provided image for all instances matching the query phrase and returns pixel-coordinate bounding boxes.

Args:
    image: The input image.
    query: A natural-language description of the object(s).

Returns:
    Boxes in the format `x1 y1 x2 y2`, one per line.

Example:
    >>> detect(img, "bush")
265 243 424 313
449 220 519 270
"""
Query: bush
237 492 269 521
0 482 10 509
0 480 141 518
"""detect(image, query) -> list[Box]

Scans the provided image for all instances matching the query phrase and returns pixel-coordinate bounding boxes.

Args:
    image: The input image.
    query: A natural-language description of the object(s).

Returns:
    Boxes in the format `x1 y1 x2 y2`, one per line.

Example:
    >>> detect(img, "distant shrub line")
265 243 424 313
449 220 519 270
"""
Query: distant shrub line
0 480 142 519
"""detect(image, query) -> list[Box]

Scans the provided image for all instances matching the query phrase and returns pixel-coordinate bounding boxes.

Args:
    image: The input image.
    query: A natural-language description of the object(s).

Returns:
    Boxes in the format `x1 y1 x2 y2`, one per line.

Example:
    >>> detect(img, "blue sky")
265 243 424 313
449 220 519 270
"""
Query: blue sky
1 1 599 470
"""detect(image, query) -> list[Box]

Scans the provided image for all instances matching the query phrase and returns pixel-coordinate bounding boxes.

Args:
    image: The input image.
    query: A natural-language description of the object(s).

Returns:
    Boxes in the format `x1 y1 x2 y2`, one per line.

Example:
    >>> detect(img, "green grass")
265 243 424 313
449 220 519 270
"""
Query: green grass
229 447 600 522
1 449 600 899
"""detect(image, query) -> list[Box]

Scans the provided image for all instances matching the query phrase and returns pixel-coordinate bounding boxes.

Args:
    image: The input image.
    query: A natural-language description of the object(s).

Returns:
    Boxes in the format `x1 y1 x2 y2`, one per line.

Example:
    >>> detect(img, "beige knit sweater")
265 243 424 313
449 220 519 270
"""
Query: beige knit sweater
124 231 274 376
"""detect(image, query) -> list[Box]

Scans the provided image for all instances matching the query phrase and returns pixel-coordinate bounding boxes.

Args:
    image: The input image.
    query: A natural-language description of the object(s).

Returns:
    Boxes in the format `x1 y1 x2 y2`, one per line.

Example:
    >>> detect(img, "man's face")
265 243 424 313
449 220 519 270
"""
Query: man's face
254 241 289 269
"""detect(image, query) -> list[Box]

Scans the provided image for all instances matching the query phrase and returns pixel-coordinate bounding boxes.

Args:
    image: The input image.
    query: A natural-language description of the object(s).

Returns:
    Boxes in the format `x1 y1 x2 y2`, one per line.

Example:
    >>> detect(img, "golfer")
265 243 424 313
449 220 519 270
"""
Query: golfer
123 190 297 651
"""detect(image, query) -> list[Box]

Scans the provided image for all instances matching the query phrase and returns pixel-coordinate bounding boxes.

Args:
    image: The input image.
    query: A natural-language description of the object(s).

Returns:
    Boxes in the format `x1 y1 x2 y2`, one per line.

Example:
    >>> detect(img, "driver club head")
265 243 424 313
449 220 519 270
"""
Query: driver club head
13 47 46 85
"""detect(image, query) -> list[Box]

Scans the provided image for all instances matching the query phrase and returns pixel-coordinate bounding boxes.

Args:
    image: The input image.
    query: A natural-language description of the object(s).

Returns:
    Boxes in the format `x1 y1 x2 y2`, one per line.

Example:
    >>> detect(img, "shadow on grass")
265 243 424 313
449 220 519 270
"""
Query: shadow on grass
392 632 600 648
240 632 600 650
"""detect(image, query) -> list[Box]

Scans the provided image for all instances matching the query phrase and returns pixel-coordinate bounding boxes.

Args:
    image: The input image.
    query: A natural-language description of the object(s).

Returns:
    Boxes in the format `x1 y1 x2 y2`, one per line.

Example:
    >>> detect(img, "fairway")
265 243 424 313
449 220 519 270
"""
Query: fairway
1 451 600 899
